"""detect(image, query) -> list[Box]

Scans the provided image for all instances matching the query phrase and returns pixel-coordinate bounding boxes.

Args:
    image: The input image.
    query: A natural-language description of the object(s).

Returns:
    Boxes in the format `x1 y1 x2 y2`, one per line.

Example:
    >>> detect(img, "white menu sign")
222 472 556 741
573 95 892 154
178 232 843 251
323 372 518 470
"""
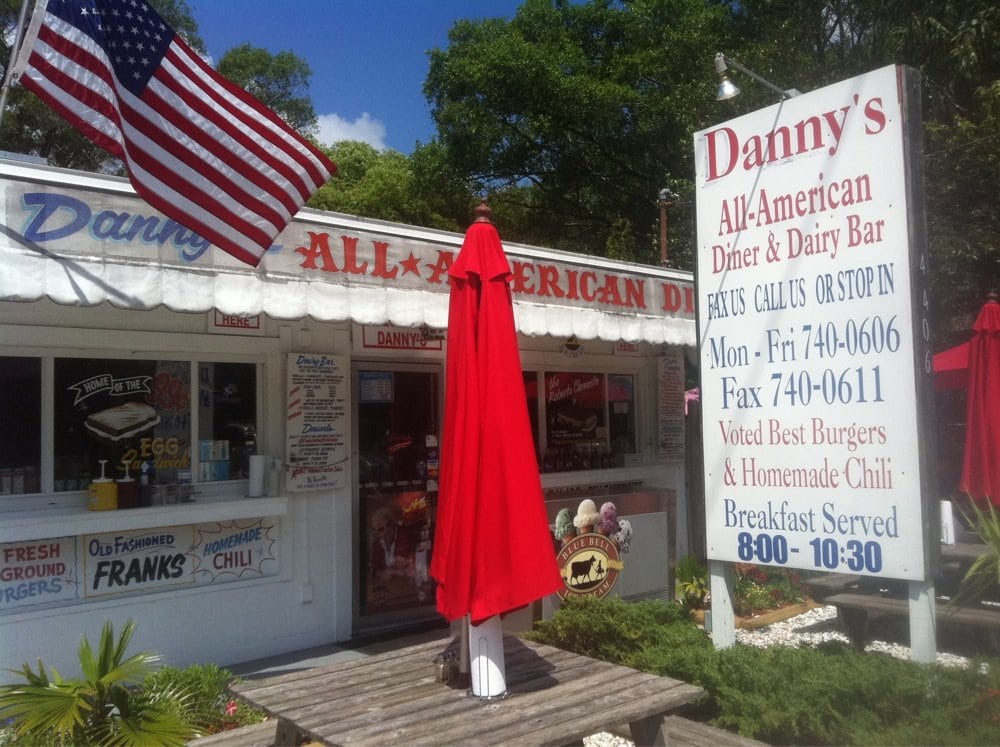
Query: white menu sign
694 65 932 580
286 354 349 492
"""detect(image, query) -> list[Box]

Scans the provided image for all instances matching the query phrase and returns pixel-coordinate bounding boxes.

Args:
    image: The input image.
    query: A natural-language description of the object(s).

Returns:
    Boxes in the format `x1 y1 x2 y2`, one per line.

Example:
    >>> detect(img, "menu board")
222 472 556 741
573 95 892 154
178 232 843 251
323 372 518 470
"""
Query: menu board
286 354 349 492
0 537 79 611
657 350 686 461
1 519 281 612
694 66 931 580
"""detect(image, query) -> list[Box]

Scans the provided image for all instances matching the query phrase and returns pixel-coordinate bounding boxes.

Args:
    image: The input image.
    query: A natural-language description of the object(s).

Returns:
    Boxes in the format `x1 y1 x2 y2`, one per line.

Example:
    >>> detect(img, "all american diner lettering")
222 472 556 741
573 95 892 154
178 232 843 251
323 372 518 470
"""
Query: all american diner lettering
296 230 694 315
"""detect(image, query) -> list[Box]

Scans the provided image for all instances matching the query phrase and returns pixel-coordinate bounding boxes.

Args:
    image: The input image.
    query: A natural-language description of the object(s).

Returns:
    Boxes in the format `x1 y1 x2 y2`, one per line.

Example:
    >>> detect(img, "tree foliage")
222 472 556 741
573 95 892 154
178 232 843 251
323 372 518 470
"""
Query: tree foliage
216 43 318 135
308 140 471 232
426 0 1000 341
425 0 730 265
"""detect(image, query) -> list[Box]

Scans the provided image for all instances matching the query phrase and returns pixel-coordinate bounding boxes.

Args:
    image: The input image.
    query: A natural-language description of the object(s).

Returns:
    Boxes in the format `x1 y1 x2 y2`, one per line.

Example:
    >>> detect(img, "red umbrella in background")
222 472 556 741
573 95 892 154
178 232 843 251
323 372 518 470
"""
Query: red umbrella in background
959 293 1000 504
431 202 562 695
933 341 970 391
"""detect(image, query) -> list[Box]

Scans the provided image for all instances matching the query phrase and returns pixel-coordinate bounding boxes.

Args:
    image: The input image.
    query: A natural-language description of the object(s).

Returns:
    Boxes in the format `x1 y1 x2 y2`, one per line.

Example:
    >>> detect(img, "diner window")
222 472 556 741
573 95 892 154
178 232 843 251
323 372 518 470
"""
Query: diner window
29 357 258 494
0 357 42 494
198 363 258 481
540 371 637 472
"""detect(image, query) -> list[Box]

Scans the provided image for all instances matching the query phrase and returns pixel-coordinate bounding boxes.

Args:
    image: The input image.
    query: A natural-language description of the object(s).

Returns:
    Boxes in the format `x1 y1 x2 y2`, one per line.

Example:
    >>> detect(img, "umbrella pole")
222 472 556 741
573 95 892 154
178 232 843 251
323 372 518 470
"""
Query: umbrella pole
469 614 507 699
458 615 470 685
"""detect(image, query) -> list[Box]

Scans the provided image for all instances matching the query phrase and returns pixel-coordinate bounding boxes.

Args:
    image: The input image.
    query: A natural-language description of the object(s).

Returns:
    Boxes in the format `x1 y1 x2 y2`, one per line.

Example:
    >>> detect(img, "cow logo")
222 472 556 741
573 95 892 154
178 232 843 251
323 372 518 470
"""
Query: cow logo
555 532 623 600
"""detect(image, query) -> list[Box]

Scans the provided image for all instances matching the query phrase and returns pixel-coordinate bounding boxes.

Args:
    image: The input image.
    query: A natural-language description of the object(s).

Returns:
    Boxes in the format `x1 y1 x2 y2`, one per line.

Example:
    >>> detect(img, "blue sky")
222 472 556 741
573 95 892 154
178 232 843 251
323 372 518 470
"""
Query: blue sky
193 0 525 154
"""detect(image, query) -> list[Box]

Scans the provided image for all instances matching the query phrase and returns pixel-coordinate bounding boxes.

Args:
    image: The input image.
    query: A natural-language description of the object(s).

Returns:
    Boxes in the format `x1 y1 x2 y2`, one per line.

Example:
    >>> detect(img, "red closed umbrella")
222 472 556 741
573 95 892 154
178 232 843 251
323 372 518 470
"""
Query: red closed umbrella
431 202 562 625
959 294 1000 504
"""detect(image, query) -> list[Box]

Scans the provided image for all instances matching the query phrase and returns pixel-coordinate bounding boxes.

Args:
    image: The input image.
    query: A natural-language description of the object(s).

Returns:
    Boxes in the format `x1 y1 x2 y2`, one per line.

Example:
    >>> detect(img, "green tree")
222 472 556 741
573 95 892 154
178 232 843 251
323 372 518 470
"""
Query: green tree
427 0 1000 341
217 43 318 135
425 0 731 265
308 140 472 231
727 0 1000 343
891 1 1000 342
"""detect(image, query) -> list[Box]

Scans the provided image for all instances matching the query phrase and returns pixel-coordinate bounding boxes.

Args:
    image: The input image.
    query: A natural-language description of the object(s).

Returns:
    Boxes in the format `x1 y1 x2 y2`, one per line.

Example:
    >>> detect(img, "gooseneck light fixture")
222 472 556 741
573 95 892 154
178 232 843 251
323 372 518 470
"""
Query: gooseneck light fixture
714 52 801 101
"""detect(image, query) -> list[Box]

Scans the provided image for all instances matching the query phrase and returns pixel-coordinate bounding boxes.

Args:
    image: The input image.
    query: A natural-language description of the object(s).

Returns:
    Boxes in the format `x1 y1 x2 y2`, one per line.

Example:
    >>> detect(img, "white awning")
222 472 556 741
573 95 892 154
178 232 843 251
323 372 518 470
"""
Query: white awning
0 159 696 345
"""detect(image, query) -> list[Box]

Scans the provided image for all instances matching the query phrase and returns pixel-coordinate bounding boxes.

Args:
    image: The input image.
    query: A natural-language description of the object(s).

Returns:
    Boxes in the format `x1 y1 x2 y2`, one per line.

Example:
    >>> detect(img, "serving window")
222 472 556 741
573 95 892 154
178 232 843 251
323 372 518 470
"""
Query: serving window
530 370 637 473
0 355 257 496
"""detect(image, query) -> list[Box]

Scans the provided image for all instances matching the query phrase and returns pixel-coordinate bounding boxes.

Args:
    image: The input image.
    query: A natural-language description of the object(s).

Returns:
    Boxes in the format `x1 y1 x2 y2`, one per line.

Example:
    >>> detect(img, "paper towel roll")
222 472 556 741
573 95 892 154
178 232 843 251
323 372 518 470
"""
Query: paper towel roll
248 454 266 497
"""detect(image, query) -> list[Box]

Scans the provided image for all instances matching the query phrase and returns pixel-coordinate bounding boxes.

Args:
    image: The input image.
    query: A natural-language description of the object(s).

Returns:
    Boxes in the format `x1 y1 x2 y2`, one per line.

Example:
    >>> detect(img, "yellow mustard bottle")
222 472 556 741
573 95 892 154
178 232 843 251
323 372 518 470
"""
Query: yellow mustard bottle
88 459 118 511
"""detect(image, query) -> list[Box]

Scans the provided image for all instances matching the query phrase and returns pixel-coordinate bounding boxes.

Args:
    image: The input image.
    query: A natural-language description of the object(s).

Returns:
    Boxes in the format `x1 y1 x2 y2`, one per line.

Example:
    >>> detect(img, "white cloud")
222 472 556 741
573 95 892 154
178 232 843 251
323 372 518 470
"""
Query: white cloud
316 112 388 150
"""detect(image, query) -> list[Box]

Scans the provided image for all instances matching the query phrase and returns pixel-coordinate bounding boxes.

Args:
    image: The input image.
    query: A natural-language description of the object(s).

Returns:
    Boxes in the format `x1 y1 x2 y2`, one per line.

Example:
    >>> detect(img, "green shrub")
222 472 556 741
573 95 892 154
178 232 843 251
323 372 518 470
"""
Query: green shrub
528 596 1000 745
0 619 198 747
143 664 265 735
527 596 695 666
953 499 1000 606
675 554 709 610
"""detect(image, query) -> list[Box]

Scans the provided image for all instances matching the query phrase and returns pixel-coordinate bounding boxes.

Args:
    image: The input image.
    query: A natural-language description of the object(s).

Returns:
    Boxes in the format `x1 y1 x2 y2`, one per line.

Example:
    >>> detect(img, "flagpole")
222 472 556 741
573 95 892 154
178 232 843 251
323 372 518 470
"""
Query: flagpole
0 0 34 131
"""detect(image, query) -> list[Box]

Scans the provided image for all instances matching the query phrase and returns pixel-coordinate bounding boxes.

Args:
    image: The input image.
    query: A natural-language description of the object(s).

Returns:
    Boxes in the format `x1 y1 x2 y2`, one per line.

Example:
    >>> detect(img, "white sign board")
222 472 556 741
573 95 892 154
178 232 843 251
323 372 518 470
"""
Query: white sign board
285 354 349 492
694 65 931 580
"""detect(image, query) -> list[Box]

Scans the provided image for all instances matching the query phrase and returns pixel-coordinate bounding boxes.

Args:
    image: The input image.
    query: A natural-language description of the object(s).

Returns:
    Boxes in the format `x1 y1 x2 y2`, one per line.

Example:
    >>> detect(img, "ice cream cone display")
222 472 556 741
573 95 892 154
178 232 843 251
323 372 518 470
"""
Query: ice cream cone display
572 498 599 534
597 501 619 536
554 508 575 544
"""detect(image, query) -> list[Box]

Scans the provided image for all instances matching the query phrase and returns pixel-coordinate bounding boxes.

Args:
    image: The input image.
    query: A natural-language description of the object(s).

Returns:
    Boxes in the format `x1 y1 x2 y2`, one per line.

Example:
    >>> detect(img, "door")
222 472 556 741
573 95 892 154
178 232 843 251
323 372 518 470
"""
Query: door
353 363 441 633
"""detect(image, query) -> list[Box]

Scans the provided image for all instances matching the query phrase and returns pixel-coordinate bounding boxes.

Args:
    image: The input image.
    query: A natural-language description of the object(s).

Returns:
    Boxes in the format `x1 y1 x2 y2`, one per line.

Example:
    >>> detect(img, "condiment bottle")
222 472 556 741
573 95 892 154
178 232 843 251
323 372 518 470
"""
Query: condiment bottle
88 460 118 511
139 460 152 507
116 460 138 509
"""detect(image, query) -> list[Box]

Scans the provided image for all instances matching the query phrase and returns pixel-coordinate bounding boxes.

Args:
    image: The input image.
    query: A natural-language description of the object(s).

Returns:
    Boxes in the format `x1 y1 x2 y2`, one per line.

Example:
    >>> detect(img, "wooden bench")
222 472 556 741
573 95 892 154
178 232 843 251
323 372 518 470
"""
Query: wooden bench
825 592 1000 652
660 715 770 746
801 573 860 602
187 721 275 747
229 635 704 746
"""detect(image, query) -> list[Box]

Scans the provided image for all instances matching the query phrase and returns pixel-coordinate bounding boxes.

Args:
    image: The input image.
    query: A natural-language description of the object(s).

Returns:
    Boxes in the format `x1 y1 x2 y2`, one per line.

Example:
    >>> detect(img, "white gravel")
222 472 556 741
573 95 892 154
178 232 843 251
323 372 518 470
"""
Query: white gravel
582 604 977 747
735 604 973 668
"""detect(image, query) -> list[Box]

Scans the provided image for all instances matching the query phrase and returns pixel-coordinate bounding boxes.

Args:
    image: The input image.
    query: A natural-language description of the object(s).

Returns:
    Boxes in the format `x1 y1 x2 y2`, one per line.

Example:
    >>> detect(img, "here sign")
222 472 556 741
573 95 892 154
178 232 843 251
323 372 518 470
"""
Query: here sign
694 65 934 581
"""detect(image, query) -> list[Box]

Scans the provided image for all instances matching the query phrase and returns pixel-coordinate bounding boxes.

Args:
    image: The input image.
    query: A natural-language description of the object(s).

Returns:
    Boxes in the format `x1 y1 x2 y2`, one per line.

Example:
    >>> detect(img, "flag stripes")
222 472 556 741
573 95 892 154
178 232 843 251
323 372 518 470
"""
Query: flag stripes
13 0 335 266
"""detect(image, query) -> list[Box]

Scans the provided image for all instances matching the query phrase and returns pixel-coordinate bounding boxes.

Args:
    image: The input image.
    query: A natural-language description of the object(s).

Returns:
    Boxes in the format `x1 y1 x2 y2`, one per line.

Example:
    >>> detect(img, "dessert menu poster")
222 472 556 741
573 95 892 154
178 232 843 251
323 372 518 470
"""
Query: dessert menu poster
657 350 686 462
286 353 349 492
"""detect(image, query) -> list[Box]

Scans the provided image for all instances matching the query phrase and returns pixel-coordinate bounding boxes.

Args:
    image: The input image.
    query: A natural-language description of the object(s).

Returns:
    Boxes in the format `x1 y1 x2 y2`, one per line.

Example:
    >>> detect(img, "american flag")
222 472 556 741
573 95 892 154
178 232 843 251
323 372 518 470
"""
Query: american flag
11 0 336 267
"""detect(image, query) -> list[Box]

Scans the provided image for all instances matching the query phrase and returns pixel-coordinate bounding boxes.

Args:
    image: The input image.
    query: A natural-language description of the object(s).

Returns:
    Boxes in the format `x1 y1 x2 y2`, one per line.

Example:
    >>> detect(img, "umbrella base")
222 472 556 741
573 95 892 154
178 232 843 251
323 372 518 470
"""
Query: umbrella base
469 615 508 699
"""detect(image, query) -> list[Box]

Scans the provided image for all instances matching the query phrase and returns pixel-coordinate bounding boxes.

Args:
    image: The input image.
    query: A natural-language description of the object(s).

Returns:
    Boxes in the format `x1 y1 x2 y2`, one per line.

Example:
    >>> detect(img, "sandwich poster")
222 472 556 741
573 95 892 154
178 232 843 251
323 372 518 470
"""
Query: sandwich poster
55 358 191 487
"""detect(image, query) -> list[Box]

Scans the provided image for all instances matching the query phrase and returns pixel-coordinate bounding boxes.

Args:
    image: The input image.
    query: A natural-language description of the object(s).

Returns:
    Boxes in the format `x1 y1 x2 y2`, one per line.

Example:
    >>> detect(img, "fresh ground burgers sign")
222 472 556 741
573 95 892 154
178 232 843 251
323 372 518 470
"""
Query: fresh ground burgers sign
695 65 935 581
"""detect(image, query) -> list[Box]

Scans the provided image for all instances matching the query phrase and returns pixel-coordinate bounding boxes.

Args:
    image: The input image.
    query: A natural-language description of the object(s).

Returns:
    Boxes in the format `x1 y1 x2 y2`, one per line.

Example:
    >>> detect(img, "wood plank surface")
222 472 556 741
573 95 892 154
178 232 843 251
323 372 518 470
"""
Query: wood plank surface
230 636 703 746
826 592 1000 626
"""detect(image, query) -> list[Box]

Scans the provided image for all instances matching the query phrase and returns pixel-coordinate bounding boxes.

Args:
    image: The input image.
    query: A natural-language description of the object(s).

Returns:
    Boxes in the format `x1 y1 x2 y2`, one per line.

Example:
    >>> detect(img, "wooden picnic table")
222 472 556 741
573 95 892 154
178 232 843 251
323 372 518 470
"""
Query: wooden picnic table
229 635 704 746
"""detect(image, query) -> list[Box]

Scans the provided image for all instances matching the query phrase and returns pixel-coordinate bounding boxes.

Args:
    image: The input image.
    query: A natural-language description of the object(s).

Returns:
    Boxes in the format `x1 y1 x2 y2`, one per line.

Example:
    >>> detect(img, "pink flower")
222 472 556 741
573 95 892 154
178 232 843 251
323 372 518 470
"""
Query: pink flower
225 700 238 717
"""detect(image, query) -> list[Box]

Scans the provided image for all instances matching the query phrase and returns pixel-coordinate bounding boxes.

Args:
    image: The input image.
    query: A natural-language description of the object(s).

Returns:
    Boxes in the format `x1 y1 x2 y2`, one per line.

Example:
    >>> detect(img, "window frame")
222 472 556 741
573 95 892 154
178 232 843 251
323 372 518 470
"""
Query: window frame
2 324 277 505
